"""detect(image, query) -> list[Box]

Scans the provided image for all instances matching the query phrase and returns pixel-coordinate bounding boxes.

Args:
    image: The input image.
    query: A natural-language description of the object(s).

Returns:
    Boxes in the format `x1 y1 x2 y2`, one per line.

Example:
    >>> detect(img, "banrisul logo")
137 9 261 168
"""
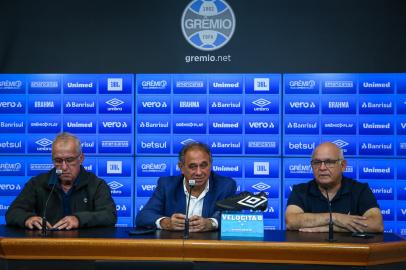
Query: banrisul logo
181 0 235 51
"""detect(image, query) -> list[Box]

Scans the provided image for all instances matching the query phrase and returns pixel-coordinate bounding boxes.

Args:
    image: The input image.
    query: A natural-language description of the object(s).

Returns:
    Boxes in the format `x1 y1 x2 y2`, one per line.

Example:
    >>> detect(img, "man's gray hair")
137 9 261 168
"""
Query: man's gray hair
52 132 82 156
178 142 212 164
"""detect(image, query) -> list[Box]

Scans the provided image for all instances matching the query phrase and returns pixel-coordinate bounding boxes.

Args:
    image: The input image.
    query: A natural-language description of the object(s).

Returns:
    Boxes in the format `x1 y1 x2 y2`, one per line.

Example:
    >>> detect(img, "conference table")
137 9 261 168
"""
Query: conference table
0 225 405 270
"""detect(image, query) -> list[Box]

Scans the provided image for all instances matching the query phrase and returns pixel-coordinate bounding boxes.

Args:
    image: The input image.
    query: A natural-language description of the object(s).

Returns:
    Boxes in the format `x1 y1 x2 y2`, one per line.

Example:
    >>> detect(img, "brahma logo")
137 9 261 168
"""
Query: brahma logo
181 0 235 51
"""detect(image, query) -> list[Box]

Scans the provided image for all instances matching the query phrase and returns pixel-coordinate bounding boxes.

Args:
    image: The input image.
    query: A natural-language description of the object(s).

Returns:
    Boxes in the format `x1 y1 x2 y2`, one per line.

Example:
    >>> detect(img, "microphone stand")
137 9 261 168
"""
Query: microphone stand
184 180 195 239
41 168 60 236
324 188 336 242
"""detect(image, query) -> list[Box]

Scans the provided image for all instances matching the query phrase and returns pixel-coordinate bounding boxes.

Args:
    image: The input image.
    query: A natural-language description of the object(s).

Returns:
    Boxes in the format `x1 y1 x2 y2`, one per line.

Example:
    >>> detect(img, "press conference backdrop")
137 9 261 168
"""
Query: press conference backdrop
0 73 405 235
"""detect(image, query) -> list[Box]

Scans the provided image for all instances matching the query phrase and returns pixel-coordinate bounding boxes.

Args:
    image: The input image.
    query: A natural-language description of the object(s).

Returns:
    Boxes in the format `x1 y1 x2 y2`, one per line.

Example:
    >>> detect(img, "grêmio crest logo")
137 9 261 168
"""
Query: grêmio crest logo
181 0 235 51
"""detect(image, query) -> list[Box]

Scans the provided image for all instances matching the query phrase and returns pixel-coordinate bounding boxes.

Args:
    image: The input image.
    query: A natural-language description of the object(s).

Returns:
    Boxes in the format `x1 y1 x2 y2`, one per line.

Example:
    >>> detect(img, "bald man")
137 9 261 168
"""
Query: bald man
285 142 383 233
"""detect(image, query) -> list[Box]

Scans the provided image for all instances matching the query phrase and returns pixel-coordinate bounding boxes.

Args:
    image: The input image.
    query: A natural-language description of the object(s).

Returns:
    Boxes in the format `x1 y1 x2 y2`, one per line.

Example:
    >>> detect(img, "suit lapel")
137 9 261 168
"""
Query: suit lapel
175 176 186 214
202 174 214 217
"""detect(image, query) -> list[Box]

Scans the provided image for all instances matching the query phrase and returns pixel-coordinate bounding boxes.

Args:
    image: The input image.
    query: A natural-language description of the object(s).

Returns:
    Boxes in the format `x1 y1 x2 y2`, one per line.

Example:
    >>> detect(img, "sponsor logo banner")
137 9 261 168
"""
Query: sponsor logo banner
77 135 97 153
321 95 356 114
321 76 356 94
0 95 25 114
284 117 318 134
63 75 97 94
321 137 356 156
173 116 206 134
397 138 406 156
358 159 394 179
136 158 171 177
398 75 406 94
137 115 171 134
321 117 357 135
82 158 97 174
244 179 279 198
0 157 25 176
27 136 53 154
398 97 406 114
262 199 279 219
212 158 243 178
173 95 207 114
369 181 394 200
0 74 25 94
0 197 14 216
284 136 318 156
112 197 132 217
378 201 394 221
245 159 279 178
98 158 132 177
0 135 25 154
397 202 406 221
99 116 132 133
397 118 406 135
137 74 171 94
359 117 394 135
245 135 279 155
27 157 53 176
359 95 394 114
284 95 319 114
99 95 132 114
244 74 280 94
136 178 157 197
136 135 171 154
98 135 131 154
245 95 279 114
359 137 394 156
28 115 60 133
63 116 97 134
27 74 61 94
284 75 319 94
106 177 132 197
99 74 133 94
137 95 171 114
245 116 279 134
284 158 313 179
209 135 243 154
209 116 242 134
63 96 97 114
0 116 25 133
359 75 394 94
0 177 25 196
398 182 406 200
28 95 61 114
208 75 243 94
172 136 208 154
209 95 243 114
173 74 207 94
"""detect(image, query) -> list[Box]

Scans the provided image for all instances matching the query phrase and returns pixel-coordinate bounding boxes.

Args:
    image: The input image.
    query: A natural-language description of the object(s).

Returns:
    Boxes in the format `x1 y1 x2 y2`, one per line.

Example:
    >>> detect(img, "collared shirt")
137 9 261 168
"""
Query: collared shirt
287 176 379 215
155 178 218 229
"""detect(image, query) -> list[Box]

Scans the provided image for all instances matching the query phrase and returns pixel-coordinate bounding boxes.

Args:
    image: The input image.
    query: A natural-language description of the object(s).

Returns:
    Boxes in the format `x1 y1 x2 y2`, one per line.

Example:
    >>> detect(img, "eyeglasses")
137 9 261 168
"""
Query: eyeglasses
53 154 80 166
311 159 342 168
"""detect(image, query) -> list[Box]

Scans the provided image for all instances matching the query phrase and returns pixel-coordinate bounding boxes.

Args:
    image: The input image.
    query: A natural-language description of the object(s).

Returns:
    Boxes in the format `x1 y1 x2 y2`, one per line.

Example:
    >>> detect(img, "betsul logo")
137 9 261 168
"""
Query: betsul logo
181 0 235 51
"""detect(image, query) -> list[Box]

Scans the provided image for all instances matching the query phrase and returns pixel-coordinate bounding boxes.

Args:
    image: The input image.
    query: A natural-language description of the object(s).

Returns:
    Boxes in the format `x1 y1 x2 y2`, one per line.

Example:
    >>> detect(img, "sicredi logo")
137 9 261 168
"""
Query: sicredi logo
107 78 123 91
181 0 235 51
107 161 122 174
254 78 270 91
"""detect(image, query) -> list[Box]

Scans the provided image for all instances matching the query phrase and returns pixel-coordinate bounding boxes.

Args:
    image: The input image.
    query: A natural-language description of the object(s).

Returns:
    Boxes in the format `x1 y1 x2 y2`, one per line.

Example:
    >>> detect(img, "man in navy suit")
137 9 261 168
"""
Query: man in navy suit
136 142 237 232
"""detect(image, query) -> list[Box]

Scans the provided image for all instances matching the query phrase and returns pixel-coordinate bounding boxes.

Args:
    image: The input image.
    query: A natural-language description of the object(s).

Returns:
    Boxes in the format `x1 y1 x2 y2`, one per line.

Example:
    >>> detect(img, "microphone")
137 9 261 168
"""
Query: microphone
184 179 196 239
41 168 62 236
324 187 336 242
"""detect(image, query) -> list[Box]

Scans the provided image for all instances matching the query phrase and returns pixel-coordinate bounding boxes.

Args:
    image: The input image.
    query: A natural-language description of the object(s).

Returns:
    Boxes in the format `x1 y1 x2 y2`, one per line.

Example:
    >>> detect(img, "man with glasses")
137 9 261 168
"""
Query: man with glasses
6 132 117 230
136 142 237 232
285 142 383 233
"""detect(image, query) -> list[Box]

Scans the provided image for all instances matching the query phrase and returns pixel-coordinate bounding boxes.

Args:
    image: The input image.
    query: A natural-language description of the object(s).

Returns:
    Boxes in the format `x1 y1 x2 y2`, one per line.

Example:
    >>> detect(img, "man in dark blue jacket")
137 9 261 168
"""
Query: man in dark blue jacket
136 142 236 232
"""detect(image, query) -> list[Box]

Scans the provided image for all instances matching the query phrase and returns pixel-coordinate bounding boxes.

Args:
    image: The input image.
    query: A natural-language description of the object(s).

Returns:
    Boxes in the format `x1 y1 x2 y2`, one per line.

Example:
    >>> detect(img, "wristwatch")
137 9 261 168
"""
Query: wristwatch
209 218 217 229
